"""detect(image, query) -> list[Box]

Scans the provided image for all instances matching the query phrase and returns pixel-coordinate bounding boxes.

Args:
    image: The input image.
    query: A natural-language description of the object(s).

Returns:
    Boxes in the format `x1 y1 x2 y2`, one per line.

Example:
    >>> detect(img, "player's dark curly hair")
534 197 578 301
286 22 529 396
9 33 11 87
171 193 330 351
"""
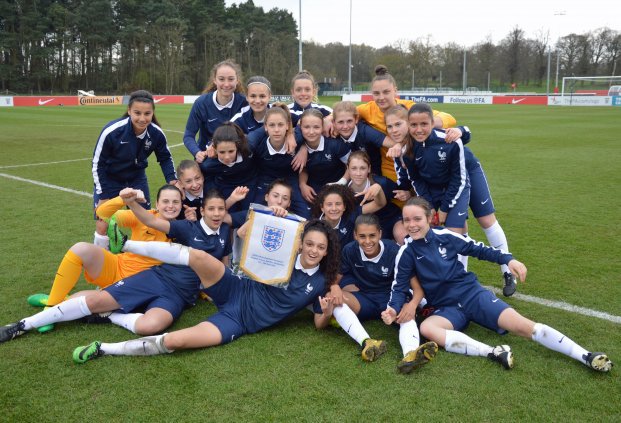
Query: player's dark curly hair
311 184 357 220
302 219 340 288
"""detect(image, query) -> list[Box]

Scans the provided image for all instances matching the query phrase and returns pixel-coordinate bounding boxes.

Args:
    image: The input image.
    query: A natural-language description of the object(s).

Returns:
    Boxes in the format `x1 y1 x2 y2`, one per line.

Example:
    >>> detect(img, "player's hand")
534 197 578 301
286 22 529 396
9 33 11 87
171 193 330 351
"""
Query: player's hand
355 183 381 205
205 145 216 159
183 205 197 221
393 190 412 202
291 148 308 173
437 210 447 226
285 132 297 155
381 307 397 325
195 150 208 163
322 115 333 137
229 186 250 203
119 188 145 204
300 183 316 203
330 284 344 306
269 206 288 218
386 143 403 158
396 301 416 324
444 127 462 143
318 296 335 315
508 259 527 282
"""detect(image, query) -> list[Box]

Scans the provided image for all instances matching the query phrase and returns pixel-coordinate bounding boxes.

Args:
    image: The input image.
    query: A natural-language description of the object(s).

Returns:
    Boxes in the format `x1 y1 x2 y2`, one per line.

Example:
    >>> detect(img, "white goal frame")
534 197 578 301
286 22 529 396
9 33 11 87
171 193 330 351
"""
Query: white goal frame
561 76 621 97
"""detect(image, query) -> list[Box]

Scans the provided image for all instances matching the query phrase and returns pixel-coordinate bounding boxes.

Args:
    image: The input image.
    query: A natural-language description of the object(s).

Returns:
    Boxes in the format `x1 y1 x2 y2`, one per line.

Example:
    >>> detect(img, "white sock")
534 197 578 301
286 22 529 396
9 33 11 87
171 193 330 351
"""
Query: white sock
100 334 172 356
123 241 190 265
22 296 91 330
333 304 370 346
93 232 109 250
444 330 493 357
457 254 469 271
399 320 420 356
108 312 142 334
531 323 589 363
483 221 510 274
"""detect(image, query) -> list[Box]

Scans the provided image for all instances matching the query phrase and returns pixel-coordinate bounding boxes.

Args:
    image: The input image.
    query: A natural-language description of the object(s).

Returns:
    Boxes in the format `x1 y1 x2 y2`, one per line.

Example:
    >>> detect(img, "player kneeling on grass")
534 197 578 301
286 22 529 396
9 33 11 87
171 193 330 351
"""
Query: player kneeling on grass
382 197 613 372
314 213 437 373
68 220 340 364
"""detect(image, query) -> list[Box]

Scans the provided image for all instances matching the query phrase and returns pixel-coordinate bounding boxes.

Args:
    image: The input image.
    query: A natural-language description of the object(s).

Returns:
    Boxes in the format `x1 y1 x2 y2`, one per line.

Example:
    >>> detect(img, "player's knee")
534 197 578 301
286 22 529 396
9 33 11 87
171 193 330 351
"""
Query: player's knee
95 219 109 235
134 317 171 336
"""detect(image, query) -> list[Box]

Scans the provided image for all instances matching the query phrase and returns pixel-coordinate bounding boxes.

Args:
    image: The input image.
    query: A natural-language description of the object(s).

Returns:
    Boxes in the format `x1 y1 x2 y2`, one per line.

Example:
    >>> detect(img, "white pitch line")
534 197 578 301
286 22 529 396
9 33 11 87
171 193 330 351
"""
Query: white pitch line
0 173 91 197
2 169 617 325
0 158 91 169
486 286 621 324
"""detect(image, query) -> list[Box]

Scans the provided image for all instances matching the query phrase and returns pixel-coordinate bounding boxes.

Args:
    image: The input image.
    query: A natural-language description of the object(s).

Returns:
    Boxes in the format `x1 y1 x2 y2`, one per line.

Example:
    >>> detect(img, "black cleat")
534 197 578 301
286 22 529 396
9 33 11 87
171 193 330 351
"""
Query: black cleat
82 312 113 324
503 272 517 297
0 321 27 343
488 345 514 369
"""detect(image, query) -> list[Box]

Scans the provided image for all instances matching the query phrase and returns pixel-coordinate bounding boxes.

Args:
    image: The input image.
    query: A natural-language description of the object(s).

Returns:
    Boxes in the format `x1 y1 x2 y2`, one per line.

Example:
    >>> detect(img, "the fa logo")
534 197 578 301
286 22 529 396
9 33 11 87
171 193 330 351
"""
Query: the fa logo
324 154 332 161
219 238 225 248
144 139 152 150
438 150 447 162
438 246 447 258
381 266 389 276
304 283 314 295
261 226 284 252
115 280 125 287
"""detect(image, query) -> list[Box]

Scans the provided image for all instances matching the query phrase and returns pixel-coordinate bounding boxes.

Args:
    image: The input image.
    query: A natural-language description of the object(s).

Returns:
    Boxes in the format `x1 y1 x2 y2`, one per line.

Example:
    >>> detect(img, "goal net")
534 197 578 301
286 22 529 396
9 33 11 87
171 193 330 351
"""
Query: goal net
561 76 621 97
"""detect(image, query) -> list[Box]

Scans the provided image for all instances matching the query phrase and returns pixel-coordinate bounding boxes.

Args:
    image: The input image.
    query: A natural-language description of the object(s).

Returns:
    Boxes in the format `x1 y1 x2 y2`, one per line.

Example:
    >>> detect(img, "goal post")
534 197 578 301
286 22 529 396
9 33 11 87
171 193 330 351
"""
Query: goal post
561 76 621 97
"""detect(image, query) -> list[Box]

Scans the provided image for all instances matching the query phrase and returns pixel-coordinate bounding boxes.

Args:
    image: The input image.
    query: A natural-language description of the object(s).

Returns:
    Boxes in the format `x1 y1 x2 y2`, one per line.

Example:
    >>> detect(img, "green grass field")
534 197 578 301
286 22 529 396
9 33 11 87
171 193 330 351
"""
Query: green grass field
0 102 620 421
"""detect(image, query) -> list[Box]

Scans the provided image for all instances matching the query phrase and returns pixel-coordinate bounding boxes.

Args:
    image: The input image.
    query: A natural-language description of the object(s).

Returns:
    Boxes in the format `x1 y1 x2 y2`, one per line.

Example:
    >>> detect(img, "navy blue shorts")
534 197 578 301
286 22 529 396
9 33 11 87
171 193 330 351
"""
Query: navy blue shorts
351 290 390 321
203 267 249 345
431 184 471 228
431 288 509 334
104 269 186 319
468 161 496 218
93 174 150 217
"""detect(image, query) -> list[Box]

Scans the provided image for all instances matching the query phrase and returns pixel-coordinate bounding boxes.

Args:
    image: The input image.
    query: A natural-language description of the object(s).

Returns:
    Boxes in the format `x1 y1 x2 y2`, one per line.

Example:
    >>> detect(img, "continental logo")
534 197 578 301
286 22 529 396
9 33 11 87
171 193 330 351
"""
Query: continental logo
79 96 123 106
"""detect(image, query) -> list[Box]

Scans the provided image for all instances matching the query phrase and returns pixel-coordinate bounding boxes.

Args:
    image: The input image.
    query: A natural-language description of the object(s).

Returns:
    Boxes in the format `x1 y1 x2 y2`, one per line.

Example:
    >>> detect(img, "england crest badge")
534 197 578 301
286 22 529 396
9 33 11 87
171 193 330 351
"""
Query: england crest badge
262 225 285 252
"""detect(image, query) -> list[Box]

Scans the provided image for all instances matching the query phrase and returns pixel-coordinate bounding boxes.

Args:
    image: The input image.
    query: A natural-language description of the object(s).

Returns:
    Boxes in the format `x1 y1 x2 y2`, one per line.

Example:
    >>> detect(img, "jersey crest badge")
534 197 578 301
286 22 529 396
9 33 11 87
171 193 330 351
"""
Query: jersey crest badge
324 154 332 161
261 225 284 252
437 150 447 162
381 266 389 276
304 283 314 295
438 246 447 258
144 139 152 150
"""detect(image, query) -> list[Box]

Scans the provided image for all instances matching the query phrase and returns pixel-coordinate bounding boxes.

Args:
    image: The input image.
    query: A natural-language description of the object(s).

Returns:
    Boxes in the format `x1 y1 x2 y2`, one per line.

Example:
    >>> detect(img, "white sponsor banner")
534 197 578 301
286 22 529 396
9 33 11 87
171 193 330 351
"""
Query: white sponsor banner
444 96 493 104
548 96 612 106
341 93 362 102
0 96 14 107
240 204 306 285
184 95 200 104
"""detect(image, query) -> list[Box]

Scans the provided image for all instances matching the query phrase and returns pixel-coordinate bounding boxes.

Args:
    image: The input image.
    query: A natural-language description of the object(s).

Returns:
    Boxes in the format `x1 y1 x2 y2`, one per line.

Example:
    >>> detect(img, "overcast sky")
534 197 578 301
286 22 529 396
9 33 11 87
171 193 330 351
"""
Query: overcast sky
226 0 618 48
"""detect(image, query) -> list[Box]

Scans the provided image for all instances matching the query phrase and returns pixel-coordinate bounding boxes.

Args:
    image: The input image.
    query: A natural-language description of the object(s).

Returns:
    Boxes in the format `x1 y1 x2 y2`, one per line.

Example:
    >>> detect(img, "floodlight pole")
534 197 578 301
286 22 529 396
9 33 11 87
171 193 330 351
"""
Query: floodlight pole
348 0 352 93
298 0 303 72
546 49 551 96
462 51 467 93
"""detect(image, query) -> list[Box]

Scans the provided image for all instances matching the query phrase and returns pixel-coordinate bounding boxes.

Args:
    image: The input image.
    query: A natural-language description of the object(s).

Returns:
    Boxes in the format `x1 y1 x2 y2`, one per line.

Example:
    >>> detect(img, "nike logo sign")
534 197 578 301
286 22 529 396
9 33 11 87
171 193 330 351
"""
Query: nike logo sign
415 156 423 161
208 118 218 122
120 141 130 144
492 298 499 303
354 264 364 267
38 99 54 105
511 98 525 104
146 231 154 235
193 237 204 242
154 98 165 103
481 199 489 205
558 336 565 343
416 255 424 260
458 212 467 216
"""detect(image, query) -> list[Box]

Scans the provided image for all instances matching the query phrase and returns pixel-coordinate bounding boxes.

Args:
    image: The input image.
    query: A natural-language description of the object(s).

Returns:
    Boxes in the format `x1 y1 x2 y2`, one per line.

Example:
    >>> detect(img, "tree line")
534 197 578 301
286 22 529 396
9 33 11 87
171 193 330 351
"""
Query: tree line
1 0 619 95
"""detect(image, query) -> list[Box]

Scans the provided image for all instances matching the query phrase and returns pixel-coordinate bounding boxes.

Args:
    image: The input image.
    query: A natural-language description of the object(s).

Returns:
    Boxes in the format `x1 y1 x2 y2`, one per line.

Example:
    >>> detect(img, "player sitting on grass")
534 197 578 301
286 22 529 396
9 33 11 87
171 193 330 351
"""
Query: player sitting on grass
382 197 613 373
314 213 438 373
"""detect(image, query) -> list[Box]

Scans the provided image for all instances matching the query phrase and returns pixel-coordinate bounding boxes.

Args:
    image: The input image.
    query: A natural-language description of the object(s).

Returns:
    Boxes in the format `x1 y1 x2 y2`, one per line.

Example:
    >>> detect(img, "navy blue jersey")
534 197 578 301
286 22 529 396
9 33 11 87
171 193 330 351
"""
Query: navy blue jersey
231 105 265 134
199 153 257 193
92 117 176 195
153 219 232 305
388 228 513 313
396 127 469 213
305 137 351 192
340 239 399 293
323 205 362 247
288 102 332 127
176 192 203 221
183 92 248 157
341 122 385 175
247 132 297 181
239 257 327 333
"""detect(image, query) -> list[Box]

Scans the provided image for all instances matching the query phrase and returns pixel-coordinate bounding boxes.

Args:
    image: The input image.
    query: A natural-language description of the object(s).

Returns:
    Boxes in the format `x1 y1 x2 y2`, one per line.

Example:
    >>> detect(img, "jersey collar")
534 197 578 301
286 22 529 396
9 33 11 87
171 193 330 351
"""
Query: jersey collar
294 254 319 276
341 125 358 143
306 136 325 153
359 240 385 263
212 92 235 110
266 138 287 155
200 218 220 235
219 153 243 167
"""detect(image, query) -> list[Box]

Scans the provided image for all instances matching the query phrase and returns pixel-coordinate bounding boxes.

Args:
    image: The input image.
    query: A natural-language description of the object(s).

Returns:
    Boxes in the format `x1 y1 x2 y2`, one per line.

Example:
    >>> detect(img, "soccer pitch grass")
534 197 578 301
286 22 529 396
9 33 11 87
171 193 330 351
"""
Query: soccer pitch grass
0 103 619 421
